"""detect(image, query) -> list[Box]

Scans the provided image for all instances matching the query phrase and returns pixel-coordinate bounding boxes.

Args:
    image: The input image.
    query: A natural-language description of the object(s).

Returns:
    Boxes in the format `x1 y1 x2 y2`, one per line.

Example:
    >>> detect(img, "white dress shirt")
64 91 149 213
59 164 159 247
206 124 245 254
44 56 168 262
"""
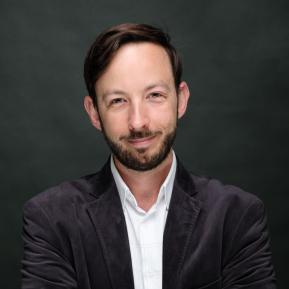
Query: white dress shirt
110 152 177 289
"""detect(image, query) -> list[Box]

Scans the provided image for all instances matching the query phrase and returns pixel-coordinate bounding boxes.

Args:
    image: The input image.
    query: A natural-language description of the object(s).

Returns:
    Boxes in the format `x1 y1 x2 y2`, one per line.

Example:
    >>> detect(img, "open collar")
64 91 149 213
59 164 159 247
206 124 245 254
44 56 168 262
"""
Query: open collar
110 151 177 212
86 156 201 289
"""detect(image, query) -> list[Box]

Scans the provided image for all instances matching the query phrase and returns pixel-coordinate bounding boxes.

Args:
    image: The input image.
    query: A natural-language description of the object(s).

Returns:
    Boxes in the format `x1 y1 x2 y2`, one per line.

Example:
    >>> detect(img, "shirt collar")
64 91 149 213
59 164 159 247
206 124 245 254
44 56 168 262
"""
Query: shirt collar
110 151 177 211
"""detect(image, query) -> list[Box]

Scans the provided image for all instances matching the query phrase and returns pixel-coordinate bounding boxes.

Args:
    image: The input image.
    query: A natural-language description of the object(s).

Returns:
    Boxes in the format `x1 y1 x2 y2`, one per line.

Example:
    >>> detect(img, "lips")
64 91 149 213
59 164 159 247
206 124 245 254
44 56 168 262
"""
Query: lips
127 135 157 148
128 135 155 143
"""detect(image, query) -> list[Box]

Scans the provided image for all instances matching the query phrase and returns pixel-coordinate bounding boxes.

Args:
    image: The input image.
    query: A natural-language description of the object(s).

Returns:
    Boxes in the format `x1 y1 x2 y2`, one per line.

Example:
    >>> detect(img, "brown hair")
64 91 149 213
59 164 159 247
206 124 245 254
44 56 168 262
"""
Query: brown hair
83 23 183 105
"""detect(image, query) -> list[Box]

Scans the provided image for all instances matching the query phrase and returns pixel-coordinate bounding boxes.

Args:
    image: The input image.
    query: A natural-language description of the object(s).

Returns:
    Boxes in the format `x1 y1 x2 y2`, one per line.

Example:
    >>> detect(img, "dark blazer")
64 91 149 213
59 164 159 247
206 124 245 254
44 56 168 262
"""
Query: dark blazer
22 159 276 289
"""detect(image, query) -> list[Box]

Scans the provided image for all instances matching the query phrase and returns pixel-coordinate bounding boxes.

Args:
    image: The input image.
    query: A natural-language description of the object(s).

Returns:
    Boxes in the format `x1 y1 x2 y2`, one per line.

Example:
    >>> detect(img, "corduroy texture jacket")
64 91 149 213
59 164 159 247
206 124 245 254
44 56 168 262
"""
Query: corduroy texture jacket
22 159 276 289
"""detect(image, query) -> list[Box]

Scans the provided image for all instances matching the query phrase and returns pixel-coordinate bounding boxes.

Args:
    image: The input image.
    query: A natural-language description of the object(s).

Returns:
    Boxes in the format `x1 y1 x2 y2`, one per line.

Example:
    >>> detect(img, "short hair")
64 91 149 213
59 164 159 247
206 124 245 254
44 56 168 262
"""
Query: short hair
84 23 183 105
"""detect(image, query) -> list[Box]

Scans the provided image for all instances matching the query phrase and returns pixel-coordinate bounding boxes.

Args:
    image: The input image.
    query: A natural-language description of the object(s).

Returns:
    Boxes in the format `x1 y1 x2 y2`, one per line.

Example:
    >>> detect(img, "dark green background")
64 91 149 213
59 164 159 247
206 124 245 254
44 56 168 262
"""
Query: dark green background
1 0 288 288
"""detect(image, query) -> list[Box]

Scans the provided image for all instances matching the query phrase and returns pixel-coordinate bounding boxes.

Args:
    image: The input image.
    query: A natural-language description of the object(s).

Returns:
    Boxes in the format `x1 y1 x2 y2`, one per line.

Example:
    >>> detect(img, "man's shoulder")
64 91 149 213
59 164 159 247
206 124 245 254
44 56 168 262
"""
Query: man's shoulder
189 172 264 214
176 159 263 212
23 171 103 213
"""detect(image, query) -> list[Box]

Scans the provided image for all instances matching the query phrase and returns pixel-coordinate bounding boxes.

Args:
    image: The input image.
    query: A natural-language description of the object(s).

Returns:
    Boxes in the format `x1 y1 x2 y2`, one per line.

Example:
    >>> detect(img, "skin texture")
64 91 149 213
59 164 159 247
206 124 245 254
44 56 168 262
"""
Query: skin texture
84 42 190 210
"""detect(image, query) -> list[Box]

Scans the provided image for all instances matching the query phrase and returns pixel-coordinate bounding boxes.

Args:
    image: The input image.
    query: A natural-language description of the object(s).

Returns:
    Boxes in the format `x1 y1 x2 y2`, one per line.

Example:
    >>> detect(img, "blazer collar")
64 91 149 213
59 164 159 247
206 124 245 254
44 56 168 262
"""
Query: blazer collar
163 159 202 289
86 158 134 289
86 157 201 289
87 155 197 200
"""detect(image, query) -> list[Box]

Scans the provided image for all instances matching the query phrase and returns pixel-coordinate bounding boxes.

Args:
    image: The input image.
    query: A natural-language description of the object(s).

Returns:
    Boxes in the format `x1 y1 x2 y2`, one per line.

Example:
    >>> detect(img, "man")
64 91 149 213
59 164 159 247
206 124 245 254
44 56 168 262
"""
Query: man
22 23 276 289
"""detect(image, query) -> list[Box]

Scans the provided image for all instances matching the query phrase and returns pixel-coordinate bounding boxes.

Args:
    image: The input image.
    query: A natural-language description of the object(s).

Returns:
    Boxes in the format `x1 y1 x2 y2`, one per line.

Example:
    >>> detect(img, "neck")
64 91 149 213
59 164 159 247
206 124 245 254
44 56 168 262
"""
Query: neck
114 151 173 211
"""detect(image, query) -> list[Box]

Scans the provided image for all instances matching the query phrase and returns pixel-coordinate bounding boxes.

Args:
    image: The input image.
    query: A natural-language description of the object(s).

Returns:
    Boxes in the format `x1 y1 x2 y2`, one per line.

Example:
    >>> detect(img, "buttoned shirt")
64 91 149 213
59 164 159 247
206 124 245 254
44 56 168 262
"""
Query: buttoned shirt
110 152 177 289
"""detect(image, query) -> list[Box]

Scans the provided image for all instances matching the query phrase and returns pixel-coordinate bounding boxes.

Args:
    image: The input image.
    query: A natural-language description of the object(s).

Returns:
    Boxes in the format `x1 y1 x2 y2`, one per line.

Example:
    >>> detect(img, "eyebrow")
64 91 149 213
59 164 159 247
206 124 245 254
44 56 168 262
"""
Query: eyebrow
102 90 126 100
102 82 171 100
144 82 171 92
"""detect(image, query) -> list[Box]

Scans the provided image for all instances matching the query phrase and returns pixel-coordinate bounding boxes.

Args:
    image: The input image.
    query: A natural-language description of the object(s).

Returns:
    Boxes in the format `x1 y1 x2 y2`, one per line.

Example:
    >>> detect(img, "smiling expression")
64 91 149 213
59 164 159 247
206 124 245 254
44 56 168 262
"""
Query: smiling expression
85 42 189 171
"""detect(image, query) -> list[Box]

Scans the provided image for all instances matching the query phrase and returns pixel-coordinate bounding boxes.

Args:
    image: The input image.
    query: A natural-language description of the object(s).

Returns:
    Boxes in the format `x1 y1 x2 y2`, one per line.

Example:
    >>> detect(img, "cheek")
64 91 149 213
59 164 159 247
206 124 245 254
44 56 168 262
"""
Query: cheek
101 114 127 137
150 106 177 128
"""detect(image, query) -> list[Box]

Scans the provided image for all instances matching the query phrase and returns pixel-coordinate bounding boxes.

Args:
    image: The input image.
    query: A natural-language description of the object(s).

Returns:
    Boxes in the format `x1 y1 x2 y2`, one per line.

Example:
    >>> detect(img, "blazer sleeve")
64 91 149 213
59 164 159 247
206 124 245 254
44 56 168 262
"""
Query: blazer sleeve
21 198 77 289
222 198 276 289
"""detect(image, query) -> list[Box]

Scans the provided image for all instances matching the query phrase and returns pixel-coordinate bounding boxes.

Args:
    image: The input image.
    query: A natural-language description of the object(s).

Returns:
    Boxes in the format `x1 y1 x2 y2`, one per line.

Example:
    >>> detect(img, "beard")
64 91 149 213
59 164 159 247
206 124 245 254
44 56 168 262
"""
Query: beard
101 126 176 171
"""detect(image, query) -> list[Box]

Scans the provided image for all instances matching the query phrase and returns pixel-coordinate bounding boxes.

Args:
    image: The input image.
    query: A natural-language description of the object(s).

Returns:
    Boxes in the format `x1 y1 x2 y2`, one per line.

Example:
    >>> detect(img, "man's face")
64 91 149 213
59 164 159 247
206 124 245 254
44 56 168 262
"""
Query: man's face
85 42 189 171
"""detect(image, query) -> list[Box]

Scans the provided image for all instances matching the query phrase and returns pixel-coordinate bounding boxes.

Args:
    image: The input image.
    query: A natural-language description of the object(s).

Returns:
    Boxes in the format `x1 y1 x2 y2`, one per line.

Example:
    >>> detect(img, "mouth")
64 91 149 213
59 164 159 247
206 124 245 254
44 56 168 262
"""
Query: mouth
127 135 157 149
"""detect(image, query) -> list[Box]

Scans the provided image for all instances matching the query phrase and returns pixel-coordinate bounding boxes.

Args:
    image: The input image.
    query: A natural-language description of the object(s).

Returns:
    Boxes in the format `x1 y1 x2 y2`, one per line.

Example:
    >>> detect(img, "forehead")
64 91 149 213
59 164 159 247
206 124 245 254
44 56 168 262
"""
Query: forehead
95 42 174 93
111 42 170 64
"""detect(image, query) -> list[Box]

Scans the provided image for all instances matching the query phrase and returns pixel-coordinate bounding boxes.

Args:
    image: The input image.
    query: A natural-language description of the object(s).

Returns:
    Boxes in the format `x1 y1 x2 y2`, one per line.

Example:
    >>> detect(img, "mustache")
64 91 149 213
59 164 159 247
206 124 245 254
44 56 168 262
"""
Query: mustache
119 129 162 141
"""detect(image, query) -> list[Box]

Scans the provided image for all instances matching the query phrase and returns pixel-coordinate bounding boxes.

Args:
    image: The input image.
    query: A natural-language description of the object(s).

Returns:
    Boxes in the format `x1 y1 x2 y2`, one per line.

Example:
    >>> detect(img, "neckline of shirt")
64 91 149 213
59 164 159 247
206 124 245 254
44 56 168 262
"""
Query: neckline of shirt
110 151 177 214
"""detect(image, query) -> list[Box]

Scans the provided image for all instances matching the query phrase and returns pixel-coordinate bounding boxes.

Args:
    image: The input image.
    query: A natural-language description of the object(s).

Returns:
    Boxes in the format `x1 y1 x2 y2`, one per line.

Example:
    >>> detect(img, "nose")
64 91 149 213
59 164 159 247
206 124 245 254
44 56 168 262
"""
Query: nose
128 100 149 131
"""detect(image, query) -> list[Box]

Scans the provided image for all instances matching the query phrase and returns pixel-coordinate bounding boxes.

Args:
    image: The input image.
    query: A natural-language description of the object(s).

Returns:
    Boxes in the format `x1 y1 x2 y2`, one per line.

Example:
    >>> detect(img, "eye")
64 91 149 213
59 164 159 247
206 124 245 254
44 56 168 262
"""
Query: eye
151 92 161 97
110 98 127 106
148 92 165 102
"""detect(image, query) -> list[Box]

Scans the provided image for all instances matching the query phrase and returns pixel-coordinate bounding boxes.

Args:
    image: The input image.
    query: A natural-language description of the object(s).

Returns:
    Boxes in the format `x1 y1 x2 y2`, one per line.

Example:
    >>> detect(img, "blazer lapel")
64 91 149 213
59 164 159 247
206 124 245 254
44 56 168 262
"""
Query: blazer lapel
86 162 134 289
163 161 202 289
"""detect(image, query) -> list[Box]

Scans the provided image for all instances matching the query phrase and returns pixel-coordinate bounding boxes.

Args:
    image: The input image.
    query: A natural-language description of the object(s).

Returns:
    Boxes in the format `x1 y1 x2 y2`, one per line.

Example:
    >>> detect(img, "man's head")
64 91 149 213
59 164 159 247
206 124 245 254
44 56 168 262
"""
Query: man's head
84 23 183 106
84 23 190 171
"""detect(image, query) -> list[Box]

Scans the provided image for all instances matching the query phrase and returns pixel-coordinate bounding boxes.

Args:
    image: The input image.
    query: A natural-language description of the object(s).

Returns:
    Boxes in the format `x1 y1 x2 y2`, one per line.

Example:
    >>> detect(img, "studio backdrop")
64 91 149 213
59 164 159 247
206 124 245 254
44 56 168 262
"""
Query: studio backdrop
0 0 288 288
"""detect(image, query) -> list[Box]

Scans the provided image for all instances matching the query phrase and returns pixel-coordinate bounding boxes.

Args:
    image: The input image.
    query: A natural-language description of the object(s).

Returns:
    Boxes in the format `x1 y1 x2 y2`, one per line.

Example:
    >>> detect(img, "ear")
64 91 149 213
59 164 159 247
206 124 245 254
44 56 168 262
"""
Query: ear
177 81 190 119
83 95 102 131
